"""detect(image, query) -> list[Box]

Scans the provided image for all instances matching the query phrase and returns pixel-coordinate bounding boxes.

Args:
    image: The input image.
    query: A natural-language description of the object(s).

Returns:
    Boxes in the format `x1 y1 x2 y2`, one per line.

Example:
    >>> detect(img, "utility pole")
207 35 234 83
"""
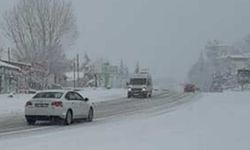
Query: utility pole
8 47 11 62
76 54 80 88
73 60 76 88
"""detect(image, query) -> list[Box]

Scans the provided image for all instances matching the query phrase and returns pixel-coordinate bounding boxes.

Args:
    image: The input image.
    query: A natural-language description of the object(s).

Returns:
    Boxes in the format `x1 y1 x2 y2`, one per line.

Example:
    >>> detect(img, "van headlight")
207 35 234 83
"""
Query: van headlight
142 88 146 91
128 88 132 91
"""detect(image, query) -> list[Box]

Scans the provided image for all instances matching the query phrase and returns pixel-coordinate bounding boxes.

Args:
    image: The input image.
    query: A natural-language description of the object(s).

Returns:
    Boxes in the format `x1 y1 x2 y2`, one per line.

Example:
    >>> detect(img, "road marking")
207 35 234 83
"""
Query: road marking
0 126 52 137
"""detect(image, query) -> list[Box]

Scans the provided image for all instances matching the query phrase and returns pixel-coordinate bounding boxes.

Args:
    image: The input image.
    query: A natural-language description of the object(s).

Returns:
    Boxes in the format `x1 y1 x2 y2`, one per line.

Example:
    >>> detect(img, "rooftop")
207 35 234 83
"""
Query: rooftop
0 60 21 70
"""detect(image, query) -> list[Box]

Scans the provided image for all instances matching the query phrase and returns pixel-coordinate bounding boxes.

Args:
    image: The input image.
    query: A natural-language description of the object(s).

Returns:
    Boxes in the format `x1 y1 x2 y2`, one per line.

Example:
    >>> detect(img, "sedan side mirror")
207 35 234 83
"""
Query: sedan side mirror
84 98 89 102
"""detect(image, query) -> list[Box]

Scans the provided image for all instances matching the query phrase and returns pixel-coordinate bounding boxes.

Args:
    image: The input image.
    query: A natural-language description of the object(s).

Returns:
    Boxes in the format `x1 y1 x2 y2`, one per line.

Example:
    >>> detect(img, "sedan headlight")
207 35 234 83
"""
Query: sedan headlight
128 88 132 91
142 88 146 91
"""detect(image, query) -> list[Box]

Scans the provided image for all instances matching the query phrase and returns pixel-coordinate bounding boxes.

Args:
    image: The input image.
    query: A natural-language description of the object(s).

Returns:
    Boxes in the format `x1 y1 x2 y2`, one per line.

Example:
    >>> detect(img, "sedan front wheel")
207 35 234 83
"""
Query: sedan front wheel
86 108 94 122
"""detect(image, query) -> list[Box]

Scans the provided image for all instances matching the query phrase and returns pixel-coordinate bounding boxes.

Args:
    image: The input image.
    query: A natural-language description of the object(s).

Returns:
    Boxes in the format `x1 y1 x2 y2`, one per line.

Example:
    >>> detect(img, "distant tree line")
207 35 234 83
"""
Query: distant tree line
188 35 250 92
76 52 130 88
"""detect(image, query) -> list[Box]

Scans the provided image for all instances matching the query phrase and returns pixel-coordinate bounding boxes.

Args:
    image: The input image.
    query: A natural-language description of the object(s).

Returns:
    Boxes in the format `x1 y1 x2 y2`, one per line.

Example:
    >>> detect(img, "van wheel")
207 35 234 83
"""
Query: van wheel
149 93 152 98
64 110 73 125
27 118 36 125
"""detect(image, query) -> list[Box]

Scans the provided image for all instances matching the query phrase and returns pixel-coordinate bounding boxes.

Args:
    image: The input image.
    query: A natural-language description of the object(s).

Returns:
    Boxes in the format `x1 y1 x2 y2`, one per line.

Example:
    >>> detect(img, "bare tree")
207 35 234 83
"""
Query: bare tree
134 62 140 74
1 0 77 71
1 0 78 88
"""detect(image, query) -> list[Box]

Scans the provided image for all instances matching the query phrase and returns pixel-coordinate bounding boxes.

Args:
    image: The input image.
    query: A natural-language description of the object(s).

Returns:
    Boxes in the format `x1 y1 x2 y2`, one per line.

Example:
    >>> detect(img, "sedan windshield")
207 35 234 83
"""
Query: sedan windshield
33 92 64 99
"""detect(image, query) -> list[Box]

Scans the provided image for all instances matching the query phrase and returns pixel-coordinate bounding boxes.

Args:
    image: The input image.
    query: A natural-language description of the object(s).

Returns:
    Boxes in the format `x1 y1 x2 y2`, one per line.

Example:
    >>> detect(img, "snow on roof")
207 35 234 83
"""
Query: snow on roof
220 54 250 60
131 73 151 79
0 61 21 70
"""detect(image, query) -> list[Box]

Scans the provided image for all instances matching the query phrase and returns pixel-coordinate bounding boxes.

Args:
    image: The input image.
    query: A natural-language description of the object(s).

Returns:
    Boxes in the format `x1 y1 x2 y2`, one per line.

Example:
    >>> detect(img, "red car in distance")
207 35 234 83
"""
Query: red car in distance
184 84 196 92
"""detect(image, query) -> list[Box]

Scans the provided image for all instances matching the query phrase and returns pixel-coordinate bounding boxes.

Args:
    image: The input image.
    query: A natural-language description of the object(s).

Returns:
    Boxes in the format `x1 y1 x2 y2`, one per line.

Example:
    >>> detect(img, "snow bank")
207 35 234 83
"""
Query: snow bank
0 94 33 119
1 91 250 150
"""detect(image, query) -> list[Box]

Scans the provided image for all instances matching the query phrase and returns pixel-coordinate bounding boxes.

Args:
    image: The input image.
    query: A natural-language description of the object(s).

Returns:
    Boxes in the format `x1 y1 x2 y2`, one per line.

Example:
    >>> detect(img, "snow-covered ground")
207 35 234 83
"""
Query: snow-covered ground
0 94 33 119
0 88 126 119
78 88 126 102
1 91 250 150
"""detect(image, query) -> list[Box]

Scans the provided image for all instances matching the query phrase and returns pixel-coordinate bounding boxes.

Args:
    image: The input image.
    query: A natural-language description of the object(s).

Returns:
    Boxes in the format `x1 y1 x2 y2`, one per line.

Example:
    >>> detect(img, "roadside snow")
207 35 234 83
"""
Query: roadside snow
78 88 126 102
0 94 33 120
1 91 250 150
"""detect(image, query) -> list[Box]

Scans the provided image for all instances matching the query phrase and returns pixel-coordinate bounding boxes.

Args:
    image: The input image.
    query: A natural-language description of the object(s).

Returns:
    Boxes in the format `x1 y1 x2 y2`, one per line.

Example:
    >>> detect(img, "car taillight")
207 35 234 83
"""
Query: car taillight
25 101 32 107
51 101 63 107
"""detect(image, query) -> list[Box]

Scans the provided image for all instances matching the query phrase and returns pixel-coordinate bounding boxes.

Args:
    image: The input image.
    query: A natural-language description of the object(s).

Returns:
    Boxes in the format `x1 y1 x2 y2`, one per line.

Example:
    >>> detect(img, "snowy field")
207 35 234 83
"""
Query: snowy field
0 88 126 119
1 91 250 150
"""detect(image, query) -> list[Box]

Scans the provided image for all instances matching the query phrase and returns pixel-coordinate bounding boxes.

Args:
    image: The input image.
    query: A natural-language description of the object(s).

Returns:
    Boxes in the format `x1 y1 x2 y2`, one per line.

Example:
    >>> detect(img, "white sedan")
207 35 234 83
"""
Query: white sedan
25 90 94 125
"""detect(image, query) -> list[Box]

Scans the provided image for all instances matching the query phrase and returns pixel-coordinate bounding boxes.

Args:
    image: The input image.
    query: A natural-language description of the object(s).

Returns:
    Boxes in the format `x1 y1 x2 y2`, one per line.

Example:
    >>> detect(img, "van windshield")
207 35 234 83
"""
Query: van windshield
130 78 146 85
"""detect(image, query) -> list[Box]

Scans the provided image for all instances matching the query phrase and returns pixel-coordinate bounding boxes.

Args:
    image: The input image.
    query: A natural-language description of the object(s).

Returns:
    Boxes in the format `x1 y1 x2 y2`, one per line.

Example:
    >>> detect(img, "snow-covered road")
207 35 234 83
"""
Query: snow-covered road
0 89 195 137
0 91 249 150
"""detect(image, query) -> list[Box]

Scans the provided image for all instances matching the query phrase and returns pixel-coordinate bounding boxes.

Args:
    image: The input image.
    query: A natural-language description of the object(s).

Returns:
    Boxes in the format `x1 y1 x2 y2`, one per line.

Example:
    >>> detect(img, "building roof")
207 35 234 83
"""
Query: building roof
0 61 21 70
220 55 250 61
131 73 151 79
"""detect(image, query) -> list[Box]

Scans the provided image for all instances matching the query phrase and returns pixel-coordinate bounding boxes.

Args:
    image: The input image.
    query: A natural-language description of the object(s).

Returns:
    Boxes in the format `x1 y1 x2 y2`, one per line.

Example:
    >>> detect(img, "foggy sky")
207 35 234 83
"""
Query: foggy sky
1 0 250 82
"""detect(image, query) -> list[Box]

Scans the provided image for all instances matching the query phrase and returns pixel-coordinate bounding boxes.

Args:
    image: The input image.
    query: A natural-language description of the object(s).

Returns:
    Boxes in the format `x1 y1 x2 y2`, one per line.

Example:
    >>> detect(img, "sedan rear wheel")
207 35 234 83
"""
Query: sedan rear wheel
64 110 73 125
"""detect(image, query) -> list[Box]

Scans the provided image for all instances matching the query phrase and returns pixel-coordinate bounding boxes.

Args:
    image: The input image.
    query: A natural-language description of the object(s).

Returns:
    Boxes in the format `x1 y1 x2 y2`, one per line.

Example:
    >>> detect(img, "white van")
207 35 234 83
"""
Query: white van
127 73 153 98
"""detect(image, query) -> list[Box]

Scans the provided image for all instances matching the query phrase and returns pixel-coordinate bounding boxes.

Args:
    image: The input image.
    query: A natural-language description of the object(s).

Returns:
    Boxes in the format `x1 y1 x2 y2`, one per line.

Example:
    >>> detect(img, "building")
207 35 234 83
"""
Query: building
220 55 250 73
0 61 21 93
0 59 48 93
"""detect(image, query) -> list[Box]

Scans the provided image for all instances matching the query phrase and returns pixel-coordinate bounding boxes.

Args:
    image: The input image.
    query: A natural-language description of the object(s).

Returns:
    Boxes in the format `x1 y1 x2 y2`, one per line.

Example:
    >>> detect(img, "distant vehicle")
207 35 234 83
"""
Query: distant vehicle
209 84 223 92
25 90 94 125
184 84 196 92
210 78 223 92
127 72 153 98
